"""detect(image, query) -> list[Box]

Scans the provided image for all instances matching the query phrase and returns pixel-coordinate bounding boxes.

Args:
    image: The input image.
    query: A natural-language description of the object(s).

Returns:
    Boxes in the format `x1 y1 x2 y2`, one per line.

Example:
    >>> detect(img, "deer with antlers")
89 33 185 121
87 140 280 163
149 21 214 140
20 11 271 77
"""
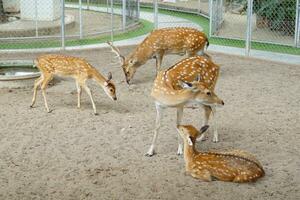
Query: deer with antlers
30 54 117 115
145 55 224 157
177 125 265 182
107 27 209 84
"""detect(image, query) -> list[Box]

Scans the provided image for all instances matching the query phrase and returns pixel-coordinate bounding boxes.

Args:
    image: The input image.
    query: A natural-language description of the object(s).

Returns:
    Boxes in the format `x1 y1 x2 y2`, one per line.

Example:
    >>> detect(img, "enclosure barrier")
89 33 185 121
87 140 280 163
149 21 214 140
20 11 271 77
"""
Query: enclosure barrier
0 0 140 50
0 0 299 58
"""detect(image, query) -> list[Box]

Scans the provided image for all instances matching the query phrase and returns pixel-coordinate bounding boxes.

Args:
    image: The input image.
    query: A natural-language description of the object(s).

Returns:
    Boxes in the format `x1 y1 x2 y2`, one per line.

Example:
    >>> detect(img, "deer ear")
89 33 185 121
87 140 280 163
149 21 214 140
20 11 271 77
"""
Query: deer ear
178 80 193 89
187 136 193 146
107 72 112 81
195 74 201 82
200 125 209 134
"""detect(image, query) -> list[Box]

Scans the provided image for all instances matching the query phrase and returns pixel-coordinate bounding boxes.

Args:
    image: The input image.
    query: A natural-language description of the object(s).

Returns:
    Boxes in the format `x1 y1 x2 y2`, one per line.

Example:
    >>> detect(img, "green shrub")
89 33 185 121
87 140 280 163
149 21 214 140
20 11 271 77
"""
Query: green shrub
253 0 296 35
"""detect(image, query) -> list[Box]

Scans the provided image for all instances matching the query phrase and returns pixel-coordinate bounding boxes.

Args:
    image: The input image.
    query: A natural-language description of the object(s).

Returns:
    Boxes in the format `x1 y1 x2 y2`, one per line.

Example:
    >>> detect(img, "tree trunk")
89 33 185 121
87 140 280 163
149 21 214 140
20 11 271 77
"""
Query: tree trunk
0 0 7 22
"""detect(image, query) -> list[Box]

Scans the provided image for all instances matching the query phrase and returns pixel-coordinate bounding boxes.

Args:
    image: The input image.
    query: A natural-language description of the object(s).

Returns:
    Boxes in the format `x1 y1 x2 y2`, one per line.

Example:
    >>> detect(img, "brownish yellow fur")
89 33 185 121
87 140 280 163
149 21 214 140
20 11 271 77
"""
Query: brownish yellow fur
178 125 265 183
108 27 209 83
31 54 117 114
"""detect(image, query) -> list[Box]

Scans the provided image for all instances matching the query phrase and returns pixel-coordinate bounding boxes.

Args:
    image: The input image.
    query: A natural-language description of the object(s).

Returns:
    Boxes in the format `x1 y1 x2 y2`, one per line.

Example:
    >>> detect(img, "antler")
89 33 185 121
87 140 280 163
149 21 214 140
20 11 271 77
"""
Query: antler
107 41 125 65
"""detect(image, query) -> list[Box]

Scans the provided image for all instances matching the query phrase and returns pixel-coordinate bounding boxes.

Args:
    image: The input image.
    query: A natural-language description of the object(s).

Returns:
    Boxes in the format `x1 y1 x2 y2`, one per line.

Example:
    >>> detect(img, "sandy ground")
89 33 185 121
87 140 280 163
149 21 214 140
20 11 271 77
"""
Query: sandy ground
0 47 300 200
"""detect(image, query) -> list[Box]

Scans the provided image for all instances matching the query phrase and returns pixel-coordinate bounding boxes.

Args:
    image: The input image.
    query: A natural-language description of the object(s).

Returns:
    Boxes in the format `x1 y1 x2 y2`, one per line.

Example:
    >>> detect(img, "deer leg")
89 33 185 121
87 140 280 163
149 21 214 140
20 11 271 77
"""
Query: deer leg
30 76 44 108
176 106 184 155
145 103 163 157
40 74 53 113
211 106 219 143
82 83 97 115
155 52 164 76
76 81 82 108
197 105 212 141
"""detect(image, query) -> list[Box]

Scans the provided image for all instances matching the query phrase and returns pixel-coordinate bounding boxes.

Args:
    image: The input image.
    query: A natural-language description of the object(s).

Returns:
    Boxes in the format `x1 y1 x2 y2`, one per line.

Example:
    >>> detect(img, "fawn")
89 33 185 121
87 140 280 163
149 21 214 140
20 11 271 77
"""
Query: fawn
30 54 117 115
107 27 209 84
145 56 224 156
177 125 265 182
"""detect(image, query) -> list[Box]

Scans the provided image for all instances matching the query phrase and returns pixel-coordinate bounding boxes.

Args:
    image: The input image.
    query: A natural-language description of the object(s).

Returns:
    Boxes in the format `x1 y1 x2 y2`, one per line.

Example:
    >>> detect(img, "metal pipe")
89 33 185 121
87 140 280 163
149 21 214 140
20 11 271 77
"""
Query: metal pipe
245 0 253 56
154 0 158 29
79 0 83 39
137 0 140 19
61 0 65 49
209 0 213 37
35 0 38 37
295 0 300 47
122 0 126 31
110 0 114 42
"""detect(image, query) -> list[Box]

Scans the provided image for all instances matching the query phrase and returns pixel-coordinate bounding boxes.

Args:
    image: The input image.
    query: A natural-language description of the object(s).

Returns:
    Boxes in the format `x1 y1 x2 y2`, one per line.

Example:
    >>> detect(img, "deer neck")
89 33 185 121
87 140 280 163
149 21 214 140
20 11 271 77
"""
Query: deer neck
91 70 107 87
132 45 154 65
183 140 197 163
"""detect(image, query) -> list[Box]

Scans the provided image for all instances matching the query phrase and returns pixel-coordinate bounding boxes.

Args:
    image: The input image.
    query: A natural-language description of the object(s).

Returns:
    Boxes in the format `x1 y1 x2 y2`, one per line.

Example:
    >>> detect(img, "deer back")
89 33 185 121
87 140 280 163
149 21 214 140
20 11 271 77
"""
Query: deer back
132 27 209 63
191 151 265 182
162 56 219 90
36 54 95 77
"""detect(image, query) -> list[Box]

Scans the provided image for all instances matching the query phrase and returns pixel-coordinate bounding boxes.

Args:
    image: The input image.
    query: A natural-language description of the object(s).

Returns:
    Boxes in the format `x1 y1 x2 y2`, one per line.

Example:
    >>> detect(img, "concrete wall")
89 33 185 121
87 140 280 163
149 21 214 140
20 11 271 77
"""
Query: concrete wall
20 0 61 21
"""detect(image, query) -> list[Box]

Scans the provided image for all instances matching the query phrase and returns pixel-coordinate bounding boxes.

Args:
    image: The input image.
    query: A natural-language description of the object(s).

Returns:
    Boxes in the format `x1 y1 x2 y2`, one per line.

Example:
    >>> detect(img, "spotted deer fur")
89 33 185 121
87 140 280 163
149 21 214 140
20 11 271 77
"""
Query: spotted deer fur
107 27 209 84
178 125 265 182
30 54 117 114
145 56 224 157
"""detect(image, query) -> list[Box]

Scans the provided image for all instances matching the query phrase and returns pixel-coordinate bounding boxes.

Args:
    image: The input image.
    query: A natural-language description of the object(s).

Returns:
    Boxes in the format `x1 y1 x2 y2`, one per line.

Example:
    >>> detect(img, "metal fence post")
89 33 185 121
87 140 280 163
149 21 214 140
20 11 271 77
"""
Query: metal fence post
137 0 140 19
122 0 126 31
87 0 90 10
110 0 114 42
61 0 65 49
245 0 253 56
209 0 213 37
154 0 158 29
295 0 300 47
198 0 201 13
34 0 38 37
79 0 83 39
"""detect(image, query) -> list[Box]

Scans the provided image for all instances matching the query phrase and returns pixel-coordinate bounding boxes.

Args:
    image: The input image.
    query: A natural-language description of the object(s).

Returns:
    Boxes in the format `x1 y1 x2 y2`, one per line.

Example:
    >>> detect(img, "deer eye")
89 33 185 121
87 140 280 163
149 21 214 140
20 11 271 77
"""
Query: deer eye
110 89 114 92
206 91 212 96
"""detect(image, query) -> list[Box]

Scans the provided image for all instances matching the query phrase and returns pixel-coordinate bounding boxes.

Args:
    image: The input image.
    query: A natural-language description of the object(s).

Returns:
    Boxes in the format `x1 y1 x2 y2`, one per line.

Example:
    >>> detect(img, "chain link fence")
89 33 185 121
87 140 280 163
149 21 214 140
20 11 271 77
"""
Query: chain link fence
210 0 300 55
0 0 140 50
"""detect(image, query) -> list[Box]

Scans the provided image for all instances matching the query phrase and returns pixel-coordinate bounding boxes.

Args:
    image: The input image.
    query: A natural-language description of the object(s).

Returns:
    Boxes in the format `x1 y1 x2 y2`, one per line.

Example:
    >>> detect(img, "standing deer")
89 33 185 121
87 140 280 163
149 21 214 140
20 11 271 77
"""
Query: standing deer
177 125 265 182
145 55 224 157
107 27 209 84
30 54 117 115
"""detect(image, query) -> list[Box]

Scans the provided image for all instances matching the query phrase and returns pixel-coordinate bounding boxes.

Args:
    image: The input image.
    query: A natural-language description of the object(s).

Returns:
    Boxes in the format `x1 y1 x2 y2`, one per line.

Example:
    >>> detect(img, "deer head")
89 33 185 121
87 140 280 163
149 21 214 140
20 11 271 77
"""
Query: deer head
102 72 117 101
177 125 209 146
178 75 224 107
107 42 139 84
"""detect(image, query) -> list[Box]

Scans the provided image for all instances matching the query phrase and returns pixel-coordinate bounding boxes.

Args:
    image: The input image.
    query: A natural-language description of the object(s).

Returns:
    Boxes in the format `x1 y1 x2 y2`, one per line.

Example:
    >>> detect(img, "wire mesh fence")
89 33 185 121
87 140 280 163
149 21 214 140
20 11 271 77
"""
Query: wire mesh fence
210 0 300 55
0 0 140 50
0 0 299 58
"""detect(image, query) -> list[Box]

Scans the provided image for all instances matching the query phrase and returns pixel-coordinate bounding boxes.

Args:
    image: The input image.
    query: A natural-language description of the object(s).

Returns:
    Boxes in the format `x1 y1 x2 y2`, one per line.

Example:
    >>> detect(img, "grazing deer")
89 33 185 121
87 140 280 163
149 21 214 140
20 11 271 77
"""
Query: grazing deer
177 125 265 182
30 54 117 115
145 56 224 157
107 27 209 84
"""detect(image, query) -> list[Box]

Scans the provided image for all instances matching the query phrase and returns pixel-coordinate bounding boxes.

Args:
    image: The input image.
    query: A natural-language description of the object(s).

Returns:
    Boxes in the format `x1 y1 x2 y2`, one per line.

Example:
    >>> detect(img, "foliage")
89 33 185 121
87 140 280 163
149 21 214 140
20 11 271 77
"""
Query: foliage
253 0 296 34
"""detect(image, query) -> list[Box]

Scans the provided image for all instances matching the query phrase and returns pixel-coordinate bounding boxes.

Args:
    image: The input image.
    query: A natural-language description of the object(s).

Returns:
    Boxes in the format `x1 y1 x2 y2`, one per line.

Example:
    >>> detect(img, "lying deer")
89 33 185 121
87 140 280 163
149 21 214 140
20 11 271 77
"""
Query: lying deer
145 56 224 157
107 27 209 84
177 125 265 182
30 54 117 115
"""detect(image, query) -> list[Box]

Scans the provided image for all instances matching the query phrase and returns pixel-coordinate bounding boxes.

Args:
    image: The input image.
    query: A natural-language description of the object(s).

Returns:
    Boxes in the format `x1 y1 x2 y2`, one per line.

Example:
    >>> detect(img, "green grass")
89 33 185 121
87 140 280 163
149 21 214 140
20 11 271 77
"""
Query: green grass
0 19 153 50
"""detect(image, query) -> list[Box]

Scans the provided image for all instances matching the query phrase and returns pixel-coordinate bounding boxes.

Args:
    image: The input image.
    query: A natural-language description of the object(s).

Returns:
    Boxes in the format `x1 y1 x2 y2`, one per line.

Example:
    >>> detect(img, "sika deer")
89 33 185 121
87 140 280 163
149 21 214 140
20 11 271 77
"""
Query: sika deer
107 27 209 84
145 56 224 156
30 54 117 115
177 125 265 182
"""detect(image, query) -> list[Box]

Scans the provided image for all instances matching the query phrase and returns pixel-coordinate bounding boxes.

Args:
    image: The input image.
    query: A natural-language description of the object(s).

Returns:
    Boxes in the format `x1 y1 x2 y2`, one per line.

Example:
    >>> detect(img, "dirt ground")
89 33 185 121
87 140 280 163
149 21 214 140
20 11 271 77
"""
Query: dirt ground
0 47 299 200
